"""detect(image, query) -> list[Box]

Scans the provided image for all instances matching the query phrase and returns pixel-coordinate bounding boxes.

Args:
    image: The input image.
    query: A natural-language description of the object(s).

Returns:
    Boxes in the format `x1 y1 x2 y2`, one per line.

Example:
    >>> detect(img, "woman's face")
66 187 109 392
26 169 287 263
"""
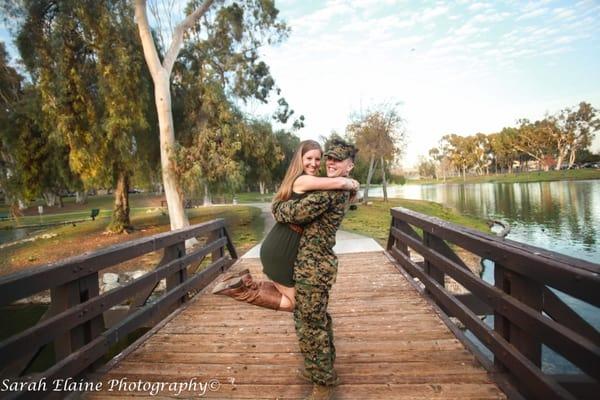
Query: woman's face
302 149 322 176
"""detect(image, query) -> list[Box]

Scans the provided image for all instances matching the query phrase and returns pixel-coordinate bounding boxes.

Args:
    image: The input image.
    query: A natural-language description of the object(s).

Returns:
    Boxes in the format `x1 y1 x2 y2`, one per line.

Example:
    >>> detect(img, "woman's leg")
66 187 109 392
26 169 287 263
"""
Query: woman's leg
273 282 295 311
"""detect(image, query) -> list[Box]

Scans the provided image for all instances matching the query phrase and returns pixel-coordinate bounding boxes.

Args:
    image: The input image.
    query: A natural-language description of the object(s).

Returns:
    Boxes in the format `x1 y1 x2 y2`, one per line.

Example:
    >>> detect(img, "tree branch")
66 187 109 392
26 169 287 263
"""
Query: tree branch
163 0 215 74
134 0 162 78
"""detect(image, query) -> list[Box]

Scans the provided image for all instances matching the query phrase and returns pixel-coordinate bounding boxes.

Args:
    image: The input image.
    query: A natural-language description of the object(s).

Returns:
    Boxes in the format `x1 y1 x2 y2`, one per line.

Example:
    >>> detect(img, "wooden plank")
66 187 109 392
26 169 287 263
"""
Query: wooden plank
83 252 505 400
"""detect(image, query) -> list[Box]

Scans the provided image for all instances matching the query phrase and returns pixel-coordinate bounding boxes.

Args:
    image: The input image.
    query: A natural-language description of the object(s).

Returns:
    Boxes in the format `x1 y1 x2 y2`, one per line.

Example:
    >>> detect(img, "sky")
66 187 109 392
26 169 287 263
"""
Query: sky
2 0 600 168
252 0 600 168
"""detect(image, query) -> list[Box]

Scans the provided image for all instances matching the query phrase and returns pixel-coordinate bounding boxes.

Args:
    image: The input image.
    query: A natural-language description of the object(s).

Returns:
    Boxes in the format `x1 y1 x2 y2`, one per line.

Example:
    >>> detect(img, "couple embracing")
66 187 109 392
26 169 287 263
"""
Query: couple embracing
212 138 359 400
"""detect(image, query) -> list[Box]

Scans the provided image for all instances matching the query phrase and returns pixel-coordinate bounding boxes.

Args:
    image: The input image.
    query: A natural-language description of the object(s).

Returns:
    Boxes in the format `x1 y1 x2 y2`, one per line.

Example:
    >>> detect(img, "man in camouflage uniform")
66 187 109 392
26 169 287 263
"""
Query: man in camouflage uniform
272 139 357 400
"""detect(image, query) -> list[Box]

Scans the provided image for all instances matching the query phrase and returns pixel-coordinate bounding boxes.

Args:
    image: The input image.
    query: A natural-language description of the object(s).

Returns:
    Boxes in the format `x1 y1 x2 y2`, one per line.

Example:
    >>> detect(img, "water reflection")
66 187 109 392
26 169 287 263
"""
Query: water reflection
370 180 599 263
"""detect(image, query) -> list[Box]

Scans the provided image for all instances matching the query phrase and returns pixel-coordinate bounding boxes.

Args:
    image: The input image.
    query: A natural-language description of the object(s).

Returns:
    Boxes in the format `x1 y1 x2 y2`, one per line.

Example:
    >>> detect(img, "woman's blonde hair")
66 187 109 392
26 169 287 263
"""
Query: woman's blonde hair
274 140 322 201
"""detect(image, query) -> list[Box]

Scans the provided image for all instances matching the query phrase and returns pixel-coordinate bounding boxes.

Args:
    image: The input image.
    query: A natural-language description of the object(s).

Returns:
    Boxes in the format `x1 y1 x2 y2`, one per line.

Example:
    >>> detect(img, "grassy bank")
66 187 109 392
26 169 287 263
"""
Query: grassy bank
0 205 263 276
411 168 600 185
341 198 489 247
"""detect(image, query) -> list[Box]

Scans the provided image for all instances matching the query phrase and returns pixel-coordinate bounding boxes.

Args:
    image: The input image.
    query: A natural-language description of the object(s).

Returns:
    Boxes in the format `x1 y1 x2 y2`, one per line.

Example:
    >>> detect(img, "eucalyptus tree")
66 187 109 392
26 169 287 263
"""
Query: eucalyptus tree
347 105 405 202
512 119 555 171
552 102 599 170
134 0 289 231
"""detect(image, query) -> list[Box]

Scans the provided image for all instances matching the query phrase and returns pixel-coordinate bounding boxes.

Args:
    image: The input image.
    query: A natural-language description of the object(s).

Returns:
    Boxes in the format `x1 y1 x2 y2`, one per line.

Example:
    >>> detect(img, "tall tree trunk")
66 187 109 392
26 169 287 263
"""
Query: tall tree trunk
18 199 27 210
363 155 377 204
135 0 215 241
108 170 130 233
75 191 87 204
381 157 388 202
43 192 57 207
555 152 565 171
568 148 577 168
203 184 212 206
259 181 265 195
155 71 189 231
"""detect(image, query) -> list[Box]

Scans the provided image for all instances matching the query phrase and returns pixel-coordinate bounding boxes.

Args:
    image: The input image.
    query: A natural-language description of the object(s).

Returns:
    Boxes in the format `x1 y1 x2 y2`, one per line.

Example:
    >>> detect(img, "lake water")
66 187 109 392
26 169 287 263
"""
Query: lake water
369 180 600 263
369 180 599 373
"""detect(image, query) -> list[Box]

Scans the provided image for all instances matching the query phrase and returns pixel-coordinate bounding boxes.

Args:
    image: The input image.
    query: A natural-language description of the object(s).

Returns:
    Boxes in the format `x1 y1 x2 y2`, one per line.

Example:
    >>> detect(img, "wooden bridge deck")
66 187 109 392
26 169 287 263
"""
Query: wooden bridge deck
86 251 506 399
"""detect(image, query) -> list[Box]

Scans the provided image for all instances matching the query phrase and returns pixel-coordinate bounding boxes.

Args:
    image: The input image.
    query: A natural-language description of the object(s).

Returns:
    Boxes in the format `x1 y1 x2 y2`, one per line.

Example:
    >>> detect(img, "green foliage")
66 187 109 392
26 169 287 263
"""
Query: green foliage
169 0 296 196
12 0 154 231
424 102 599 178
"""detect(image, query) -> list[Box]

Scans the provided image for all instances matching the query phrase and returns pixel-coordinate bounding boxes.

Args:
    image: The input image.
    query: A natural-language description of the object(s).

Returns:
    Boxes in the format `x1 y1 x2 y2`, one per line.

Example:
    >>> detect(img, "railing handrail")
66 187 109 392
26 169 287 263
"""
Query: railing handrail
391 207 600 305
0 218 238 399
387 207 600 400
0 219 227 306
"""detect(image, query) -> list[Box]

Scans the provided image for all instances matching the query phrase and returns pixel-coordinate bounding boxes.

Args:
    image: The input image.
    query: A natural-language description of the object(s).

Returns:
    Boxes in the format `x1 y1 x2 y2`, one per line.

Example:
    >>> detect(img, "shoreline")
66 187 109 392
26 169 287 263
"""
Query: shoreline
407 169 600 185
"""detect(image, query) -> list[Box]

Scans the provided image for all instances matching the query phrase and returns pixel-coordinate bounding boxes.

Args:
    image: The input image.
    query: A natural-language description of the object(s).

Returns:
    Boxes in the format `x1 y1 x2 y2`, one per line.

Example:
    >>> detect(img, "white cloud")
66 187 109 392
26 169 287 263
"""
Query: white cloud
517 7 549 20
468 2 491 12
419 5 449 22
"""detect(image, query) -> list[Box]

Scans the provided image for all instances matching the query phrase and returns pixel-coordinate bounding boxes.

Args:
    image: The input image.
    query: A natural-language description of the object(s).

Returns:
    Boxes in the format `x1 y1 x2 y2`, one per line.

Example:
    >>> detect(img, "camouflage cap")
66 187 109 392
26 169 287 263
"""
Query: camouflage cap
324 140 358 161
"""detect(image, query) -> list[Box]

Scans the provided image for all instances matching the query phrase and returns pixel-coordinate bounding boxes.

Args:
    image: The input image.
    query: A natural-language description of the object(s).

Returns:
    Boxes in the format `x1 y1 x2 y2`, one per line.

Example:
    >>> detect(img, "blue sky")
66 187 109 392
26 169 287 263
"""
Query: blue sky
2 1 600 168
255 0 600 167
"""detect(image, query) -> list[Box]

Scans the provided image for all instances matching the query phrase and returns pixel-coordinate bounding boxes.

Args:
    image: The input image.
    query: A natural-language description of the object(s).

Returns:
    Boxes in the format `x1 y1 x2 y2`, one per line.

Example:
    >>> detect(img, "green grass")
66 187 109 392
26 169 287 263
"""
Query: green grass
411 168 600 185
0 205 263 275
341 198 489 246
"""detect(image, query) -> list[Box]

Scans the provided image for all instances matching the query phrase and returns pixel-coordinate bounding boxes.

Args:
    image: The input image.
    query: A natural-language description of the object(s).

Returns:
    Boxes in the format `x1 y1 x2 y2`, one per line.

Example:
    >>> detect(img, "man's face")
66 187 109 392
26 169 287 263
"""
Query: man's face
326 156 354 177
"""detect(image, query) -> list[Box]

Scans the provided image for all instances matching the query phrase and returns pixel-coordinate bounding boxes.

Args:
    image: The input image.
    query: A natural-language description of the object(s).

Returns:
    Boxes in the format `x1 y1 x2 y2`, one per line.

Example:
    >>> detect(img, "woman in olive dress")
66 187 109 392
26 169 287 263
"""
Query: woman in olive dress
212 140 359 311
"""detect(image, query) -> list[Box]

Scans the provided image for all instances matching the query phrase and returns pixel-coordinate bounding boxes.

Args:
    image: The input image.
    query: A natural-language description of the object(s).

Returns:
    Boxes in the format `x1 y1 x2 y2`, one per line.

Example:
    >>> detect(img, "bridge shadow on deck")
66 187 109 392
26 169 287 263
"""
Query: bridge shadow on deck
87 252 505 399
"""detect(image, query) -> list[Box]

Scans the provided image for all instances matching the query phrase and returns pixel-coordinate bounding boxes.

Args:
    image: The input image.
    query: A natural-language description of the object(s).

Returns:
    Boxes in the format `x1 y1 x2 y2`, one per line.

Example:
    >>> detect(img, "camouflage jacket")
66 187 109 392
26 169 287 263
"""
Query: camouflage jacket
272 190 350 288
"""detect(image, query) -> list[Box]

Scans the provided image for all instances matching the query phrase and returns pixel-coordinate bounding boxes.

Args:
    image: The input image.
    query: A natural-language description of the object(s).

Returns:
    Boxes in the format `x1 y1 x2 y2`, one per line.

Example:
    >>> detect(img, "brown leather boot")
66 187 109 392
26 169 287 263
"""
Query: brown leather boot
212 276 283 311
220 268 250 283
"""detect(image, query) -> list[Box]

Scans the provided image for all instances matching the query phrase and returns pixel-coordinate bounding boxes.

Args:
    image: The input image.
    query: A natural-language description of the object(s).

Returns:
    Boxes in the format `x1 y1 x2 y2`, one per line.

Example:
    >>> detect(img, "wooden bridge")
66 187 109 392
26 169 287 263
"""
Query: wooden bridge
0 208 598 399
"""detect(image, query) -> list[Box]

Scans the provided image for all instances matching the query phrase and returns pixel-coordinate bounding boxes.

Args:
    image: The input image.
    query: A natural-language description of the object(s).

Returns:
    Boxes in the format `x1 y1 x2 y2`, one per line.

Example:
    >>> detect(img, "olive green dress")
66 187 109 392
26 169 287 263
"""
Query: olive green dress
260 192 305 287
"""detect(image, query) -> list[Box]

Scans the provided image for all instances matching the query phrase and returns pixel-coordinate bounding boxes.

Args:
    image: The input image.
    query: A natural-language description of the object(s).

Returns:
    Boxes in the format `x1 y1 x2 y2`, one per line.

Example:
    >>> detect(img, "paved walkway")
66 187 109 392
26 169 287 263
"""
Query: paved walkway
241 202 383 258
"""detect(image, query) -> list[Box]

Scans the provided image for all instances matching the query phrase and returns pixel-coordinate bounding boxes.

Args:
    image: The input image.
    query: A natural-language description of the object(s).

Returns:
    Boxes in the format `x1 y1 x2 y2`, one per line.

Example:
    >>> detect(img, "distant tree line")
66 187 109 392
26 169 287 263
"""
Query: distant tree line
418 102 600 180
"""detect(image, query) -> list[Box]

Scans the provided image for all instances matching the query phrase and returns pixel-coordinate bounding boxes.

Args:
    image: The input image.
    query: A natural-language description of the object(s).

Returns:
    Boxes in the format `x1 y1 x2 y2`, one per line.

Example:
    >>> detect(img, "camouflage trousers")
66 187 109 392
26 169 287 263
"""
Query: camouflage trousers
294 282 337 386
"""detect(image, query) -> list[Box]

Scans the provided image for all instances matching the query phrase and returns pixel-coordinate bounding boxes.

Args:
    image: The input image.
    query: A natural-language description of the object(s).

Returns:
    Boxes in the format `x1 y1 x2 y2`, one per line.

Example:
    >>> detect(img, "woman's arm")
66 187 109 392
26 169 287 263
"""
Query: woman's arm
293 175 359 193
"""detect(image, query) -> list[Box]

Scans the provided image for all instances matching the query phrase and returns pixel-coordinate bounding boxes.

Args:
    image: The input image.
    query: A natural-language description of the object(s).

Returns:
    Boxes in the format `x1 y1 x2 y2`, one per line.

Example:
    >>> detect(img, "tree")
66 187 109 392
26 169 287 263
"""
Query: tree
134 0 288 231
489 128 519 173
347 105 405 203
417 156 436 179
272 130 300 187
513 119 555 171
553 102 600 169
239 120 283 195
13 0 153 232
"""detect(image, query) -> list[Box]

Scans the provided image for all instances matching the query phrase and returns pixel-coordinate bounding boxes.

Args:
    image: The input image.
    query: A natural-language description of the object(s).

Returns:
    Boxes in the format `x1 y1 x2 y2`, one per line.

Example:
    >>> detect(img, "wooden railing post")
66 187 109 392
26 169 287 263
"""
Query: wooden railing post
51 272 104 363
494 264 543 367
209 228 225 262
494 263 510 372
422 231 445 289
165 242 187 303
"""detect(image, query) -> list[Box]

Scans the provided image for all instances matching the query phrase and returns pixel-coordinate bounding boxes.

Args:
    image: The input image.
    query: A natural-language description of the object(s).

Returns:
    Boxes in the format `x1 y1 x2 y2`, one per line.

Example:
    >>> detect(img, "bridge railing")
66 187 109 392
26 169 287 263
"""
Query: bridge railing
0 219 237 399
386 207 599 400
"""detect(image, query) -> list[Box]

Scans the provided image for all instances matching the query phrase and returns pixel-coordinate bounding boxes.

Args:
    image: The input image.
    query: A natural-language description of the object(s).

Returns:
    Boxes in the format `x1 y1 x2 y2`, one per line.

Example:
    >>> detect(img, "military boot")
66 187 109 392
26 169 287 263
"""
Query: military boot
304 384 335 400
297 369 341 386
212 276 283 311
